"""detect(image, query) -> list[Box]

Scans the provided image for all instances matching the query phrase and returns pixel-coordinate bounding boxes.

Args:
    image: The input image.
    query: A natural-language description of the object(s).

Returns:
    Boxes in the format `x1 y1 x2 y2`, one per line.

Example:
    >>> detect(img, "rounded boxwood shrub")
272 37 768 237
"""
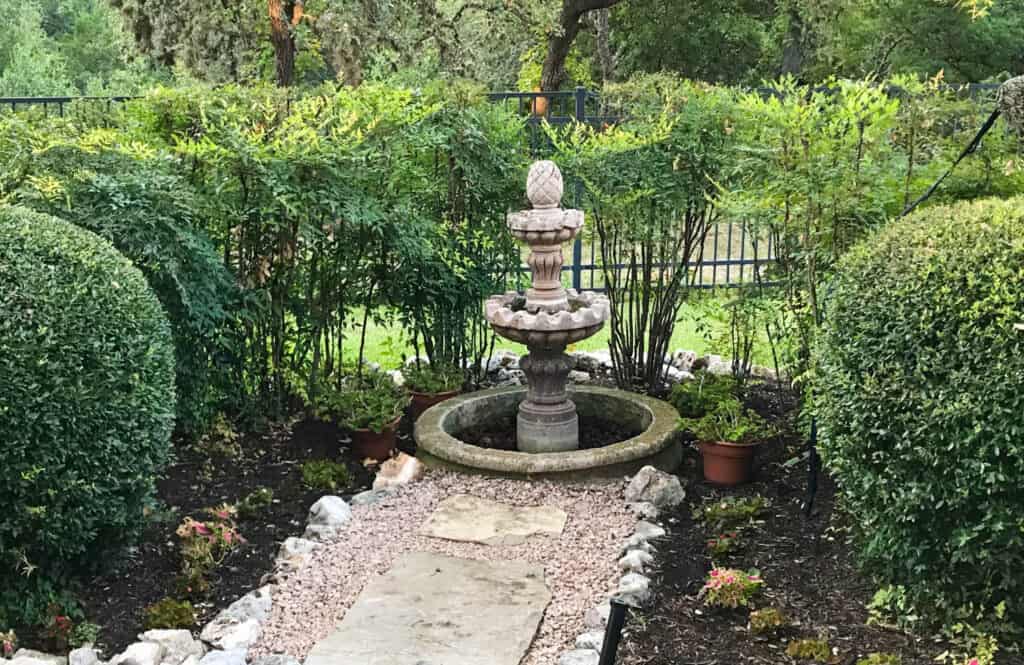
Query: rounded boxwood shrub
814 197 1024 627
0 207 176 624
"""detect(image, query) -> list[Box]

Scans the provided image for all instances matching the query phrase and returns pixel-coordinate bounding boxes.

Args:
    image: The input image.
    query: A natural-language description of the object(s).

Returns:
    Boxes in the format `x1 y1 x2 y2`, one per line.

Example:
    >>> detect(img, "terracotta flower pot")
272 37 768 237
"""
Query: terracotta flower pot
532 88 550 117
410 389 460 420
350 414 402 462
699 440 760 486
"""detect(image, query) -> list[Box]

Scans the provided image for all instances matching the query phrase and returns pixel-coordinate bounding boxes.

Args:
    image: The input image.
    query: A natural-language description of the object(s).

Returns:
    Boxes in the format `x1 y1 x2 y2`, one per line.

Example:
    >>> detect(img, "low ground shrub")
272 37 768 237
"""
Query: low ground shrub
750 607 788 635
815 197 1024 633
0 207 176 626
856 654 901 665
301 460 351 491
700 567 763 608
786 638 832 662
143 599 195 630
694 496 768 530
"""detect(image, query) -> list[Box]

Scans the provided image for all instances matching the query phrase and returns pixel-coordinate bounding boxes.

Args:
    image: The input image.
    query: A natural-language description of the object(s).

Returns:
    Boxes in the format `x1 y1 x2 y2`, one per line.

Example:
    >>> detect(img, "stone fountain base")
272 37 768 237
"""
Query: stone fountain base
413 385 682 481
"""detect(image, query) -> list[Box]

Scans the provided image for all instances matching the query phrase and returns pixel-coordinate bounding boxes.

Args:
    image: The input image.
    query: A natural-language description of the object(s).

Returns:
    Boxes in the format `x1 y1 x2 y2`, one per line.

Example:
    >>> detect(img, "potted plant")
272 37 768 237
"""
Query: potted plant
315 371 409 461
681 397 772 485
404 362 464 419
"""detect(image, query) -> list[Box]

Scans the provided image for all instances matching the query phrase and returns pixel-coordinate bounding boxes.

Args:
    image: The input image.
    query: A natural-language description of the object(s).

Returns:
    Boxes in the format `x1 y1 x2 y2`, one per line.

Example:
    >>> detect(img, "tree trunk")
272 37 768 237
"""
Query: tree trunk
592 8 615 84
540 0 624 91
779 5 806 78
269 0 303 87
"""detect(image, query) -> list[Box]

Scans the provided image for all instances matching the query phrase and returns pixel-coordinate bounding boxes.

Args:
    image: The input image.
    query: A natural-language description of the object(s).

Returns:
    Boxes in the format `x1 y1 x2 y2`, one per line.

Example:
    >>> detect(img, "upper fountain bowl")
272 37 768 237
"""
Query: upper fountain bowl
485 289 609 349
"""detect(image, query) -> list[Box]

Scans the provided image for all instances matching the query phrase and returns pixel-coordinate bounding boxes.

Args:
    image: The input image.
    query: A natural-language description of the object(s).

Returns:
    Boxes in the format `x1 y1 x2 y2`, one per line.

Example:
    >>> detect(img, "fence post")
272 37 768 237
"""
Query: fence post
571 87 587 291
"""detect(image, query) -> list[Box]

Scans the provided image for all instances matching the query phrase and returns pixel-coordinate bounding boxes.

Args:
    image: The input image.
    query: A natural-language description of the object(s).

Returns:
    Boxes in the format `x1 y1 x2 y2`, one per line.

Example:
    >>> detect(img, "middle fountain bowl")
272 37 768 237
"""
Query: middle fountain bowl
483 160 610 453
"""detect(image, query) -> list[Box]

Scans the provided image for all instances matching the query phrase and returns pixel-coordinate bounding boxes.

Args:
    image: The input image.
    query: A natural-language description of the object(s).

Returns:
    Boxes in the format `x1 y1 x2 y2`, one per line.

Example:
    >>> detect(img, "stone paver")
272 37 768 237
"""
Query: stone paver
419 494 568 546
303 551 551 665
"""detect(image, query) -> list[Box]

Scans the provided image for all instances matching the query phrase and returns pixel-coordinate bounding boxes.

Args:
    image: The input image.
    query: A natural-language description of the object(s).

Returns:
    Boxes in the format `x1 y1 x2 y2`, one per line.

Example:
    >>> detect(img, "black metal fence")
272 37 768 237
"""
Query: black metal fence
488 87 774 291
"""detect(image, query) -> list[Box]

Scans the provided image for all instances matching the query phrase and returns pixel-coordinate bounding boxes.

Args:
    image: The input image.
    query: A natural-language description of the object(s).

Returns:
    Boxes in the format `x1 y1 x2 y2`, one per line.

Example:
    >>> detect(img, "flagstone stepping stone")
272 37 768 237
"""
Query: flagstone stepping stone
304 551 551 665
419 494 568 545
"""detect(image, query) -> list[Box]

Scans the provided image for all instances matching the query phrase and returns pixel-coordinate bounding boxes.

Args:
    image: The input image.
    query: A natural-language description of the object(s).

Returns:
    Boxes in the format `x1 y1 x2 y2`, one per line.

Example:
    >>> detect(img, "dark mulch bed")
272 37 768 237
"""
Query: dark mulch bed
456 413 641 450
20 418 374 657
619 382 947 665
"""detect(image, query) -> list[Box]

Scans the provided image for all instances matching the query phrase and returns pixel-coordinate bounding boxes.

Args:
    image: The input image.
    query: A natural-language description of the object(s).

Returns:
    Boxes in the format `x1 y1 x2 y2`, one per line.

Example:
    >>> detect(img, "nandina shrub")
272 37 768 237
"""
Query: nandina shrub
814 196 1024 630
0 207 176 625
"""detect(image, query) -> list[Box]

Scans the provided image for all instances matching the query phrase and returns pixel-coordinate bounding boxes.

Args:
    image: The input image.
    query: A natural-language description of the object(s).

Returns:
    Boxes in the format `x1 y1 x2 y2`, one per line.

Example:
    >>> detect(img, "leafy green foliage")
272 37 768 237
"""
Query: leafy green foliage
0 207 175 626
403 363 464 394
68 622 101 649
143 599 196 630
749 607 788 635
314 371 409 433
856 654 901 665
786 638 832 662
236 488 274 519
815 197 1024 633
681 398 772 444
694 495 769 530
300 461 351 491
669 372 738 418
552 76 737 394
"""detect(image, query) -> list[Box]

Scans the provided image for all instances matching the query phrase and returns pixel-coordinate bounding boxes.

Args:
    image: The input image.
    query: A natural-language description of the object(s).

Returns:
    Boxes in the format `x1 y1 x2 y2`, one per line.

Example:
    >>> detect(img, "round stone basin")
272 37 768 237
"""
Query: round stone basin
414 385 682 481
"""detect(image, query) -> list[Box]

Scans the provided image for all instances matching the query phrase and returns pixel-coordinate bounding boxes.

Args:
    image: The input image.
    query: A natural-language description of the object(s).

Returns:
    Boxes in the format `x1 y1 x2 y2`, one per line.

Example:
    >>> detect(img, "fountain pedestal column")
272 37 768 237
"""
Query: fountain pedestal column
517 347 577 453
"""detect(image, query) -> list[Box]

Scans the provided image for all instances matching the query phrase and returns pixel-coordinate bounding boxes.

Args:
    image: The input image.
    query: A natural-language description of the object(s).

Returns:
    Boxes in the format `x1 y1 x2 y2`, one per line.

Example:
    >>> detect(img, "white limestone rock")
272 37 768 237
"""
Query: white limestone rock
68 647 100 665
583 601 611 629
303 495 352 541
616 572 652 607
200 586 273 651
574 632 604 651
618 548 654 573
139 630 204 665
349 488 394 506
12 650 68 665
634 520 667 540
568 370 591 384
558 650 600 665
627 501 659 520
196 651 246 665
110 642 165 665
625 466 685 509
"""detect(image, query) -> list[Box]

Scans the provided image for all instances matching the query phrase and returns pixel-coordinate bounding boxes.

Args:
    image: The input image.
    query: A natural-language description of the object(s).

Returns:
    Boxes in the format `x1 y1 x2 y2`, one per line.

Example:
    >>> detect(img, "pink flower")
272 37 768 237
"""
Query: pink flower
710 569 720 577
967 659 980 665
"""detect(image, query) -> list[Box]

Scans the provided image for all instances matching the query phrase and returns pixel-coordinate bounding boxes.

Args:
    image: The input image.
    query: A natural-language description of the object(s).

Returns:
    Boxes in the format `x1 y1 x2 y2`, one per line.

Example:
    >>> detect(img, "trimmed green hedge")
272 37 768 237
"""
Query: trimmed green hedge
815 197 1024 627
0 207 176 624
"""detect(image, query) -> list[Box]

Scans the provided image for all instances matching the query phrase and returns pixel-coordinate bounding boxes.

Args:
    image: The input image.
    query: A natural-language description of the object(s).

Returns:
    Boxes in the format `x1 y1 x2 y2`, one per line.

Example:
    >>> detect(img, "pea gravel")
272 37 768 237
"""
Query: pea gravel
250 471 636 664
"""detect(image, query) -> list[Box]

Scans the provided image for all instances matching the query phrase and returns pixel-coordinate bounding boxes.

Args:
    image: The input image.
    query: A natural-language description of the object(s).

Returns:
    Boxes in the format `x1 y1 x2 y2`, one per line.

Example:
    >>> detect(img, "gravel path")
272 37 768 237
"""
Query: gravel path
251 471 636 664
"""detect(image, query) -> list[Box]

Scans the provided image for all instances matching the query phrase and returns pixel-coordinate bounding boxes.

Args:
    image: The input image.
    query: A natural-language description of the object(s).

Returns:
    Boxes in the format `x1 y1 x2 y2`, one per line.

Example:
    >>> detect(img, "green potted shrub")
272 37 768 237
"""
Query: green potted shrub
315 371 409 461
404 362 464 418
681 397 772 485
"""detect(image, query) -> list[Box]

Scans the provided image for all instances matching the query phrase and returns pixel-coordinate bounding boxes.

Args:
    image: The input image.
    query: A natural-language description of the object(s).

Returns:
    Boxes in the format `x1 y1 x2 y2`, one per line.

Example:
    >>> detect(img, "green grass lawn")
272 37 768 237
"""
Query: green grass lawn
345 294 774 370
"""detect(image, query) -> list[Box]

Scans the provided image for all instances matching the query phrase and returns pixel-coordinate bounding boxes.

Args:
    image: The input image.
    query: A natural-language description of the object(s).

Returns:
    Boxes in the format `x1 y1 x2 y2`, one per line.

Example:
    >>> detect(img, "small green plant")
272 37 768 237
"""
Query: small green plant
668 371 738 418
301 460 351 491
236 487 274 519
143 599 196 630
69 622 101 649
700 567 763 608
856 654 901 665
1 630 16 659
706 532 741 557
694 495 768 530
195 413 242 459
750 607 788 635
175 505 245 595
403 362 463 394
866 585 918 630
681 397 771 444
314 371 409 433
786 638 832 662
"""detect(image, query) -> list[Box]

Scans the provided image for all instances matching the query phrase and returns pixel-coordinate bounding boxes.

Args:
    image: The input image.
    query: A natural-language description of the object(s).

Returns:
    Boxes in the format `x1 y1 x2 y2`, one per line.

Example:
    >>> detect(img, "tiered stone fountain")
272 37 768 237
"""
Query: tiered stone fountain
415 161 681 479
485 160 610 452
